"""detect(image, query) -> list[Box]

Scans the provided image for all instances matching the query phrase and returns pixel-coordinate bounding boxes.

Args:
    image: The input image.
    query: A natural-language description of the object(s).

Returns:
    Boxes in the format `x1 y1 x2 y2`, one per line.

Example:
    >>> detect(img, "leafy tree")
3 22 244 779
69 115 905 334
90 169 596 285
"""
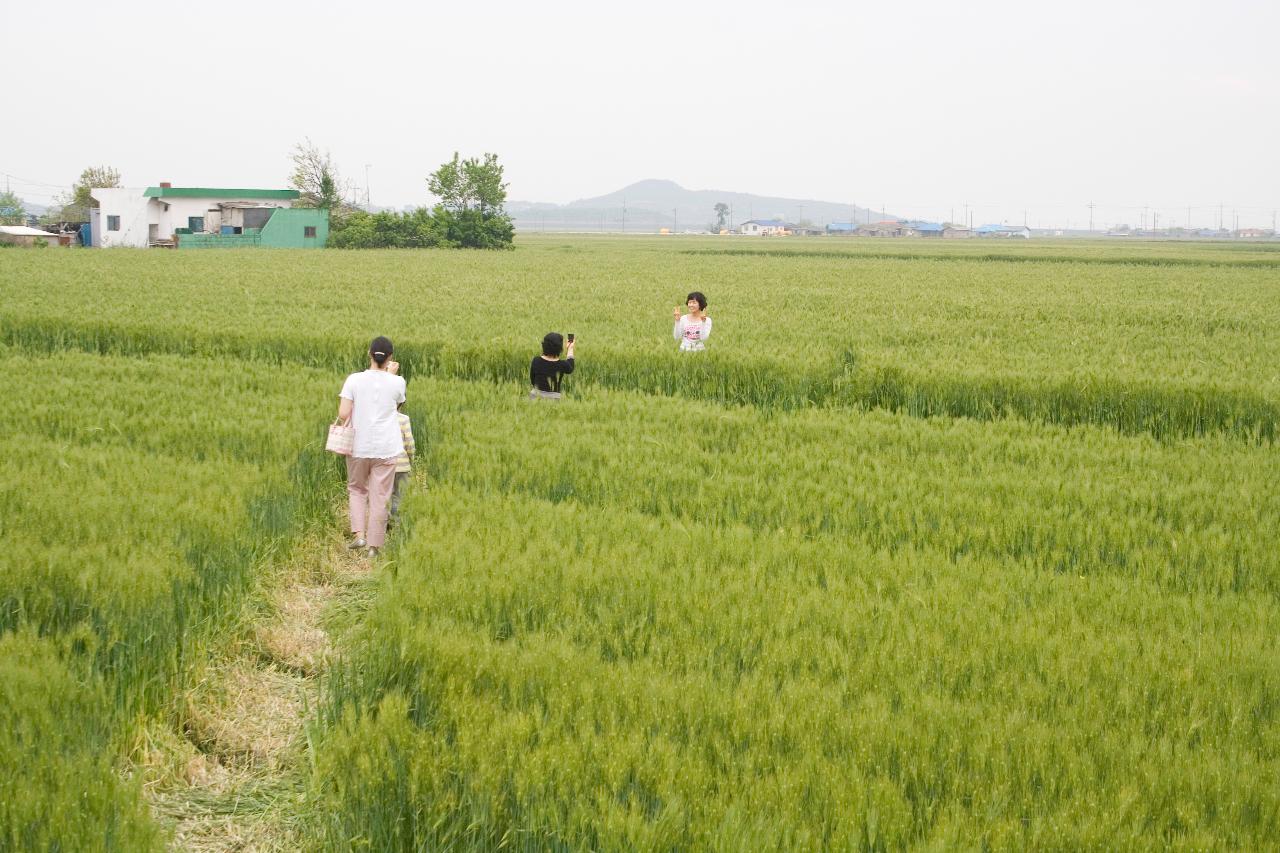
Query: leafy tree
0 190 25 225
428 152 509 216
714 202 730 231
427 153 467 212
50 166 121 222
426 152 514 249
289 140 351 215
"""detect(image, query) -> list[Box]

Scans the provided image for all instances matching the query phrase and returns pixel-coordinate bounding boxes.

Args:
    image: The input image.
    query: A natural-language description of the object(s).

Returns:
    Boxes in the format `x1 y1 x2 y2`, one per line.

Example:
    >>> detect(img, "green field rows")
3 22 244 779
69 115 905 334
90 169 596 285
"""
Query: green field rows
1 238 1278 849
3 240 1278 439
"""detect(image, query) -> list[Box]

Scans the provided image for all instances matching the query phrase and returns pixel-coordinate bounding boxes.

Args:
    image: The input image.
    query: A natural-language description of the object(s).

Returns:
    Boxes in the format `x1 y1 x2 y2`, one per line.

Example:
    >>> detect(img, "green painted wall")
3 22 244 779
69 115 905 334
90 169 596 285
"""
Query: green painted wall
177 208 328 249
260 208 329 248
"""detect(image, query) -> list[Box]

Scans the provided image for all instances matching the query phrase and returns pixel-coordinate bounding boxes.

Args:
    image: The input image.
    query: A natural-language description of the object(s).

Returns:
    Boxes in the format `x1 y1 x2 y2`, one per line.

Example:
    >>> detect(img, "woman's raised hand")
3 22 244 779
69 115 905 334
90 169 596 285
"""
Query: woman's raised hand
673 306 682 320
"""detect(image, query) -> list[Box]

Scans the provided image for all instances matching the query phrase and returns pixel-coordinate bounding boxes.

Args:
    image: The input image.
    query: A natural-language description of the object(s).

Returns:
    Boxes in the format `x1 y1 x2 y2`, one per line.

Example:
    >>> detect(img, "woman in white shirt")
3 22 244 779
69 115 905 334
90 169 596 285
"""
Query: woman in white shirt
672 291 712 352
337 335 406 557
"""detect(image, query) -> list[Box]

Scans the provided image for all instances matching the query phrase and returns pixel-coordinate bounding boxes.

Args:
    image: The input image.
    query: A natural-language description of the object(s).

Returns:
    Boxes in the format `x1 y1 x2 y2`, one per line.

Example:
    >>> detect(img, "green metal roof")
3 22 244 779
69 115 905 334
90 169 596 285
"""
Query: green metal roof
143 187 300 200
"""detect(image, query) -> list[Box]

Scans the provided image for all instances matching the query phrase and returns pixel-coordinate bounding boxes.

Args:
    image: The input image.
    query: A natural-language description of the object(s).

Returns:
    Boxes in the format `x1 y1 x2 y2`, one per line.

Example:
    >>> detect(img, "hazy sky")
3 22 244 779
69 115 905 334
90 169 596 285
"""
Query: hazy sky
5 0 1277 228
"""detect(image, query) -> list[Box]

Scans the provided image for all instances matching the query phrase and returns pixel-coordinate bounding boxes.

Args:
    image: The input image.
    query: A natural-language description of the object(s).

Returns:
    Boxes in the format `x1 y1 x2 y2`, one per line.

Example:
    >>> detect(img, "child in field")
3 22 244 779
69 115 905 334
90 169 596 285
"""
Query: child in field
389 402 416 523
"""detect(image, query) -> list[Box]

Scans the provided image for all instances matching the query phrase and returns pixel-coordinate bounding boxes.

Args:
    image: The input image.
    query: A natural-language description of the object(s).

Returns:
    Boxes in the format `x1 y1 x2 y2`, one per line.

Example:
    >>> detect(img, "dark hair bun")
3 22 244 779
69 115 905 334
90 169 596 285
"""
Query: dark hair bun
370 335 394 366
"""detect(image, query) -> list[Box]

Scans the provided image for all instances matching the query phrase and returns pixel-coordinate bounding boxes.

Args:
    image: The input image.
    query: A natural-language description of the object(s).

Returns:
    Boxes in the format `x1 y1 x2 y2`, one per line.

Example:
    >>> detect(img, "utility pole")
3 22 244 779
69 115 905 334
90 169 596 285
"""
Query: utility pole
622 196 627 234
1088 201 1095 234
364 164 372 209
673 208 678 233
1219 202 1223 231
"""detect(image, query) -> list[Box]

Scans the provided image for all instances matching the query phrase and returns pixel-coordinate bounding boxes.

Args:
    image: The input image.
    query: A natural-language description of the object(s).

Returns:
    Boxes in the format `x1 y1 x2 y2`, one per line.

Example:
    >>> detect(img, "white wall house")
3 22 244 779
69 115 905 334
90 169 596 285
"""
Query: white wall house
91 185 301 247
739 219 789 236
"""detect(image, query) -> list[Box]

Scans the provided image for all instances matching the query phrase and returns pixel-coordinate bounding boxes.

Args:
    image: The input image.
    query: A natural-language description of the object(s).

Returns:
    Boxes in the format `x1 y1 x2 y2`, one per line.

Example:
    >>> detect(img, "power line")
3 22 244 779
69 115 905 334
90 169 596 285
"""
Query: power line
0 170 68 189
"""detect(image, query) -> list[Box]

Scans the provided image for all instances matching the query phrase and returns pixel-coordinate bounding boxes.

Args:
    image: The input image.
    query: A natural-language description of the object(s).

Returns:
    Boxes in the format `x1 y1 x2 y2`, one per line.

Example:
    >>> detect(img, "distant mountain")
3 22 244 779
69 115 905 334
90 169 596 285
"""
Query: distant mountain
507 179 892 233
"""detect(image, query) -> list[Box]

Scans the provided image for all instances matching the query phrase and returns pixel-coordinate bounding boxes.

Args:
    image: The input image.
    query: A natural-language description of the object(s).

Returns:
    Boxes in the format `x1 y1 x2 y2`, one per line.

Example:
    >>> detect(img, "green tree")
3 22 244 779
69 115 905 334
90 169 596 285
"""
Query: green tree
426 152 514 249
428 152 509 216
714 202 729 231
0 190 26 225
427 153 467 212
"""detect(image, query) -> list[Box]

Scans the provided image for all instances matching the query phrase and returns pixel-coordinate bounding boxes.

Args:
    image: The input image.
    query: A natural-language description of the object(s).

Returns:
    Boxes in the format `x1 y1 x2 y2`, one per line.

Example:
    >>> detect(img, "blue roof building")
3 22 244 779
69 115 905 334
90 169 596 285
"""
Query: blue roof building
904 220 945 236
975 224 1031 238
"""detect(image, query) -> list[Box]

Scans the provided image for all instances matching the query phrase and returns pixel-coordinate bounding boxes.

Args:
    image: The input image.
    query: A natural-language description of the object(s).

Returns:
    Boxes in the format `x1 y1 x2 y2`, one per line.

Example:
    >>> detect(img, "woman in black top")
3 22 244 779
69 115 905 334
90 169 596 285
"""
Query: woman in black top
529 332 575 400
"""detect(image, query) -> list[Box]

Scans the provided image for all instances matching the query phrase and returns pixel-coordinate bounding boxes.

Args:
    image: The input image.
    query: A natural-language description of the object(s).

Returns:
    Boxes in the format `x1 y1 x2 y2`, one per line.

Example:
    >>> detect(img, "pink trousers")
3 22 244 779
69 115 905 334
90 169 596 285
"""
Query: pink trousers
346 456 398 547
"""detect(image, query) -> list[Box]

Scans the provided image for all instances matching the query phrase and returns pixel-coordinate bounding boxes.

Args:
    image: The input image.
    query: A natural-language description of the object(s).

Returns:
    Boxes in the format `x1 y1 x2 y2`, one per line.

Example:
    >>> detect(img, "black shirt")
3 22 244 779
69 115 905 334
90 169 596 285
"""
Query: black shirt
530 356 574 392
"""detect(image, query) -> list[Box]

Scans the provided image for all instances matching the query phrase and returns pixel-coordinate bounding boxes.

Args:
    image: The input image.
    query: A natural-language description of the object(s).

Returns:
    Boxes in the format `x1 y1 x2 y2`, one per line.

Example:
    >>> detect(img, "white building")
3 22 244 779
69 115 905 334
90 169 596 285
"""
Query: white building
739 219 789 236
91 184 301 247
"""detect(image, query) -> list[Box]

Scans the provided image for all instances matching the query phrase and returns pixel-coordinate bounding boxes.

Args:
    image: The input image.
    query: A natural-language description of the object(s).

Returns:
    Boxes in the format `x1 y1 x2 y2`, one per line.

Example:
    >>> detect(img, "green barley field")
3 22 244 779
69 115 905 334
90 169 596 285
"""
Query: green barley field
1 235 1278 849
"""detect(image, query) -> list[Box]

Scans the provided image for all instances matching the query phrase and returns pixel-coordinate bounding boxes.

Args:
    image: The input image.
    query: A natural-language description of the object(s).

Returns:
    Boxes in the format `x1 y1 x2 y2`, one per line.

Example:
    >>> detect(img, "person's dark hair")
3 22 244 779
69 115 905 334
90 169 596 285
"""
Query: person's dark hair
541 332 564 357
686 291 707 311
370 335 394 366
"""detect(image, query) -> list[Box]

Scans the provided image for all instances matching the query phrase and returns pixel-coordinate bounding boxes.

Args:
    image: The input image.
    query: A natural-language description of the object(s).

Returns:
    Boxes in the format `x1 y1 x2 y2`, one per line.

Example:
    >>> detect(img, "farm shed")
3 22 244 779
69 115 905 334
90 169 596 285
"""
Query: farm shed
826 221 858 235
89 184 322 248
739 219 789 236
862 220 917 238
0 225 64 247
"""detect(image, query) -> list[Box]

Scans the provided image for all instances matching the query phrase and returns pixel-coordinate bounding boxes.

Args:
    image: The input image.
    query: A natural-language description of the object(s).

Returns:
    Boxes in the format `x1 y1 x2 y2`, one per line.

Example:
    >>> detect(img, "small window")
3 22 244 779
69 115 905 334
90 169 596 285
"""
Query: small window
304 226 317 238
107 215 120 231
188 216 204 232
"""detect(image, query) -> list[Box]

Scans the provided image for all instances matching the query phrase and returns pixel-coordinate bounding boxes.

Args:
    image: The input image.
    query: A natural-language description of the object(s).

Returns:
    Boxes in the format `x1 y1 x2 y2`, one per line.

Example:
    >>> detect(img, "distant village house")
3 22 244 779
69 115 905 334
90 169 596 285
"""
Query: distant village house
975 224 1031 239
860 220 917 238
739 219 789 236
